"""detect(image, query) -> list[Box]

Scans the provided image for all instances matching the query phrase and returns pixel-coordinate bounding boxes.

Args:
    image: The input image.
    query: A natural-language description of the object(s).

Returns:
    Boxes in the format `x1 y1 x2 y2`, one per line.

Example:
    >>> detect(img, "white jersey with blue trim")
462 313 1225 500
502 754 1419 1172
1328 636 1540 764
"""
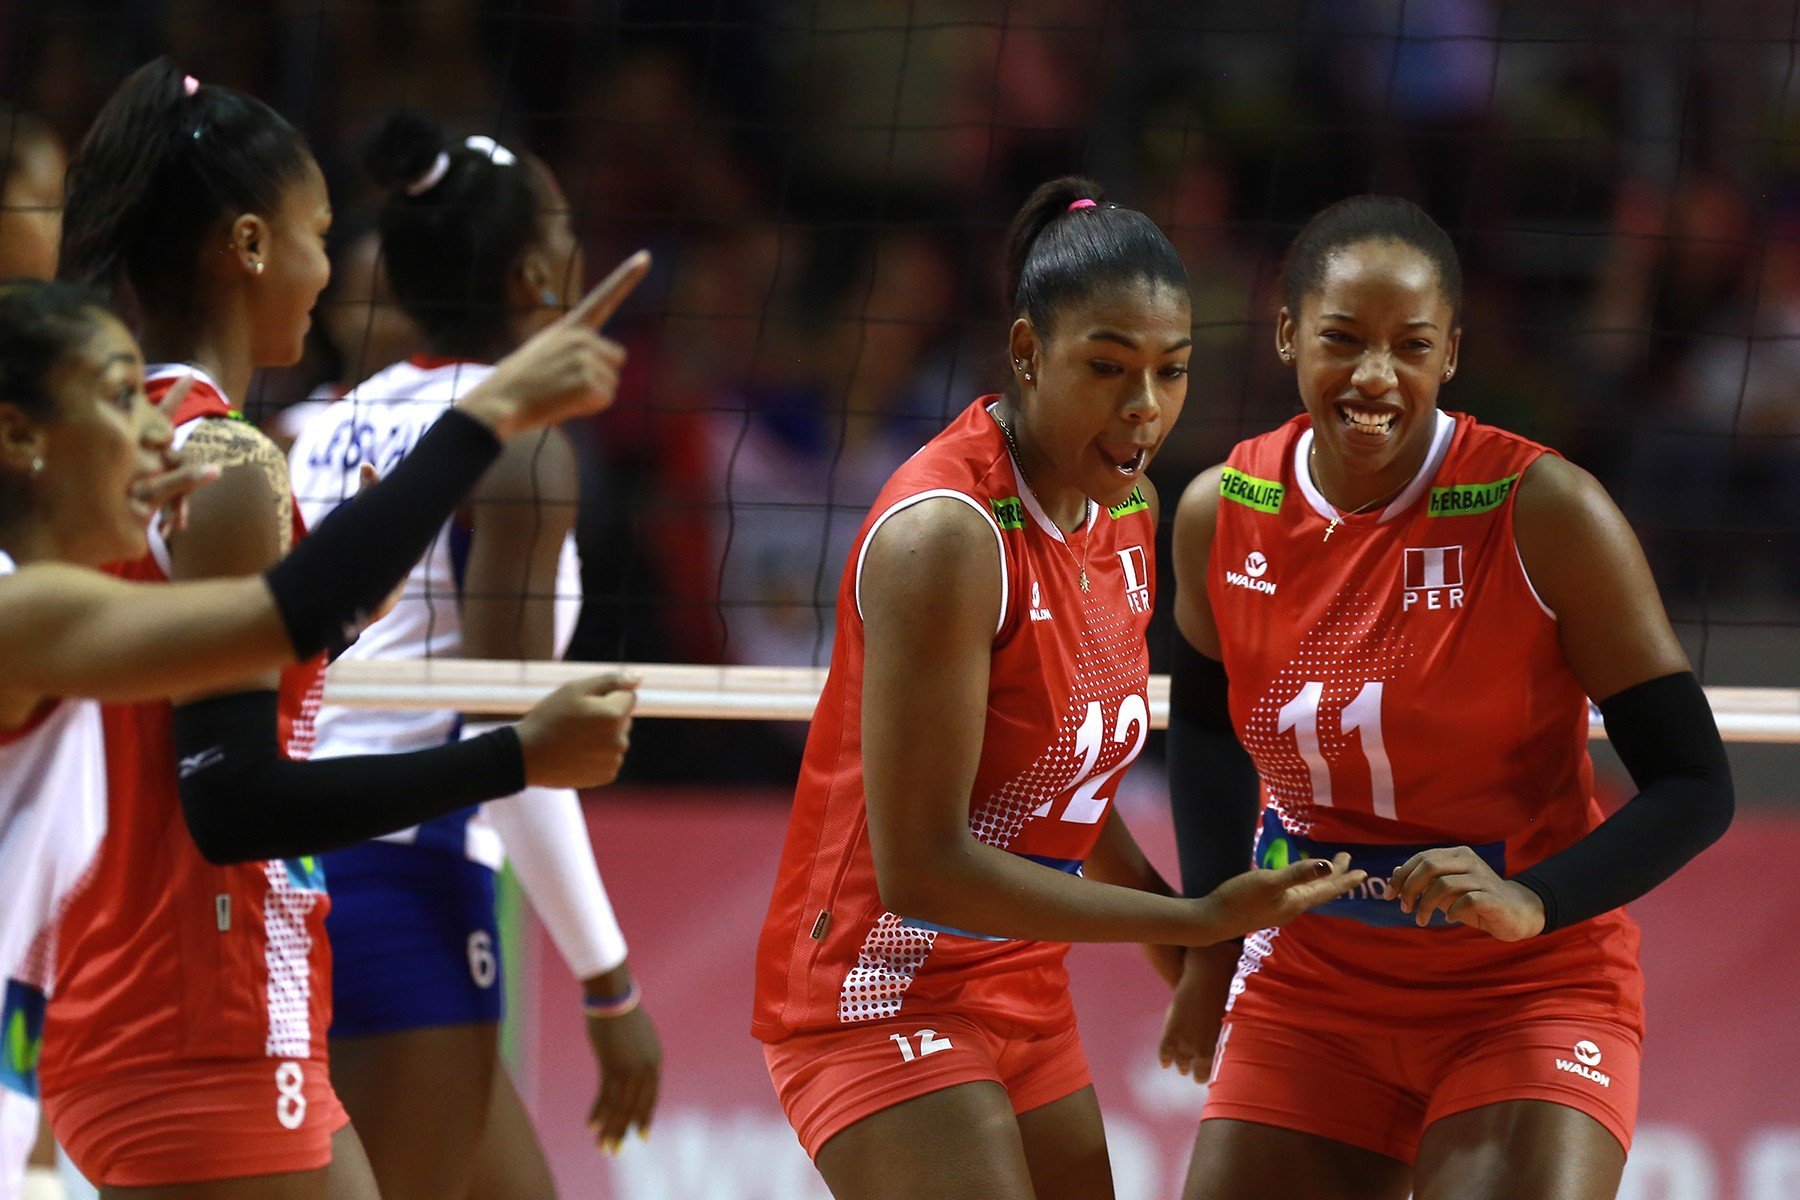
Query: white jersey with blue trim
288 359 582 867
0 550 108 1108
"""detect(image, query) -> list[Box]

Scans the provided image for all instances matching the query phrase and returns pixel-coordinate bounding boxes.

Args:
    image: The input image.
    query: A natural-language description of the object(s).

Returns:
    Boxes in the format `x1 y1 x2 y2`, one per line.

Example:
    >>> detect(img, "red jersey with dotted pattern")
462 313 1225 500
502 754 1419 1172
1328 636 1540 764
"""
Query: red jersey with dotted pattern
752 398 1156 1040
1208 410 1642 1034
41 368 333 1096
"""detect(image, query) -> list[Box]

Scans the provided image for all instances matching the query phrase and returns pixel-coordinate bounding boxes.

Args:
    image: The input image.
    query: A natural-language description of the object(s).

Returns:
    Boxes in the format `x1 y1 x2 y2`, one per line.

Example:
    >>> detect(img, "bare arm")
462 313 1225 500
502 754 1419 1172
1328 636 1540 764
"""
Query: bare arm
0 566 291 712
165 418 292 701
460 428 580 663
1170 464 1225 659
1513 454 1689 699
859 497 1343 946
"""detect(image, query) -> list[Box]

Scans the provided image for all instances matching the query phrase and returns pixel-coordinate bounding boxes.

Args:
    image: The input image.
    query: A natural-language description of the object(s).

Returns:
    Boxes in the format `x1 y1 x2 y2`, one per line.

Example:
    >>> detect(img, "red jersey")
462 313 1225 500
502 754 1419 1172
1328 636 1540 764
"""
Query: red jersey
1209 410 1642 1033
41 368 332 1095
753 398 1156 1041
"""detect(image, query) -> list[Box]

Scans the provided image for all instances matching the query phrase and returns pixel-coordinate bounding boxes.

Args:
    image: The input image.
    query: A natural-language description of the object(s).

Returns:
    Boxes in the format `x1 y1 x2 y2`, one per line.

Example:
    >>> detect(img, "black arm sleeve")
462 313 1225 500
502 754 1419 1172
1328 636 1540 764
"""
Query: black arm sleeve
172 690 527 864
1512 671 1733 933
1167 632 1263 898
264 408 501 659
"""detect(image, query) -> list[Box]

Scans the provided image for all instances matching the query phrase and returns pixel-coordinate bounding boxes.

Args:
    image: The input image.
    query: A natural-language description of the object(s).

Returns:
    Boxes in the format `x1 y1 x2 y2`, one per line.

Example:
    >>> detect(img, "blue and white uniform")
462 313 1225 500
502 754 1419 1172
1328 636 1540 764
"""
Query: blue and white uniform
290 357 624 1037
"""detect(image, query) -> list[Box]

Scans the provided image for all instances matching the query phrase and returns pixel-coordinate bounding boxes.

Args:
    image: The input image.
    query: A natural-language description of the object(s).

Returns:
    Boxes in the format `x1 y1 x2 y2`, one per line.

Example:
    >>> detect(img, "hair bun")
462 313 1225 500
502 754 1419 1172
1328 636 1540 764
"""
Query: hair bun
365 110 451 193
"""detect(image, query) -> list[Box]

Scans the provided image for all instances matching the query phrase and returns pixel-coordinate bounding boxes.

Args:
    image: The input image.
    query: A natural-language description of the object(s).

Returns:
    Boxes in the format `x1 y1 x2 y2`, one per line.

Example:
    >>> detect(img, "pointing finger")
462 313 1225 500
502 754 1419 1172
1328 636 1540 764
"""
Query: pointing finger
564 250 652 332
154 374 195 420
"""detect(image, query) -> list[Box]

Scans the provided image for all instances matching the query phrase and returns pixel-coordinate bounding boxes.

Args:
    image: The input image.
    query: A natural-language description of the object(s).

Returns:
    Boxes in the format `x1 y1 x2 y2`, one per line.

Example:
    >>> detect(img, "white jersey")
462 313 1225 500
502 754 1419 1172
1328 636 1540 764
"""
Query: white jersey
287 359 581 867
0 550 108 1112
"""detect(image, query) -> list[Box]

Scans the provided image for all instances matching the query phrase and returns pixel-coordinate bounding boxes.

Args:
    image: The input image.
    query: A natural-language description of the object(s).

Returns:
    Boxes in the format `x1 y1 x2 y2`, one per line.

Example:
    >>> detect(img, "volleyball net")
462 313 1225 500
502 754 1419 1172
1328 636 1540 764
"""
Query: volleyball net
321 658 1800 742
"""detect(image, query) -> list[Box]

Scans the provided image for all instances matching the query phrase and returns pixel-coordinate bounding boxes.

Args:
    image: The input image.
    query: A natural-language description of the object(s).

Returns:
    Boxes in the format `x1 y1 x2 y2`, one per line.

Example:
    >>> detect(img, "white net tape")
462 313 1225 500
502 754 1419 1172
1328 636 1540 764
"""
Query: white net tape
322 660 1800 742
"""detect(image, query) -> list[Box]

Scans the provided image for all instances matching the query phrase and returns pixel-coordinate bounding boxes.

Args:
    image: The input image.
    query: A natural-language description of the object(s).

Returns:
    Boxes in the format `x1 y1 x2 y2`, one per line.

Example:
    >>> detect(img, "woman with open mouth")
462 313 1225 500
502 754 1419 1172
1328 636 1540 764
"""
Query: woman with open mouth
1162 194 1733 1200
751 176 1366 1200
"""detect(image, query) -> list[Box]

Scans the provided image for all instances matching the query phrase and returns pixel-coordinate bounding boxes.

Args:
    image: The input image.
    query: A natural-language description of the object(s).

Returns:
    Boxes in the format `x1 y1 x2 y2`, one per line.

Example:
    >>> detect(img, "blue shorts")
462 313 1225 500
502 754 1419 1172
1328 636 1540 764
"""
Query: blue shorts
324 840 505 1038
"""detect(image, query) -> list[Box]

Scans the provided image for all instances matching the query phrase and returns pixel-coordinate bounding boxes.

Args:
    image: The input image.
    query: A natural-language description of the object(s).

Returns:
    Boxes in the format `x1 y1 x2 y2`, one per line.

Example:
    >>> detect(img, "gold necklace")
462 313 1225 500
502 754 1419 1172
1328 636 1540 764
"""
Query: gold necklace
1310 444 1412 542
995 409 1090 592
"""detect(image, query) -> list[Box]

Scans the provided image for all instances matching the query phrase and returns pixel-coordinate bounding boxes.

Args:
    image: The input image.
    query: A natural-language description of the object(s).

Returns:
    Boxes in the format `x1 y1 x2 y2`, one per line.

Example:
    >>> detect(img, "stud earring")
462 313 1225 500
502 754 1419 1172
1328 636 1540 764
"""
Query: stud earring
1442 369 1454 381
30 456 44 475
252 261 265 276
1280 350 1294 363
541 289 559 306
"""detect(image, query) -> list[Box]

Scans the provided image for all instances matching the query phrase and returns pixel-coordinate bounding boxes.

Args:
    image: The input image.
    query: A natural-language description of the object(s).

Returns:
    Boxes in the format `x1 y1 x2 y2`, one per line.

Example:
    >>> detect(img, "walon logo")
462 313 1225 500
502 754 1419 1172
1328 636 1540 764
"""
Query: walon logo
1226 550 1276 595
1554 1039 1611 1087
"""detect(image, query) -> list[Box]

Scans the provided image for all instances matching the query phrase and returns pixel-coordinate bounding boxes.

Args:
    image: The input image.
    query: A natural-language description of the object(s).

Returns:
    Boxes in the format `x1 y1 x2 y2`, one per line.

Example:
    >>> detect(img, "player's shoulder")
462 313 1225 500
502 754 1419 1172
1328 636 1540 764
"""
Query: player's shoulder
180 413 287 478
1514 450 1612 534
871 399 1010 514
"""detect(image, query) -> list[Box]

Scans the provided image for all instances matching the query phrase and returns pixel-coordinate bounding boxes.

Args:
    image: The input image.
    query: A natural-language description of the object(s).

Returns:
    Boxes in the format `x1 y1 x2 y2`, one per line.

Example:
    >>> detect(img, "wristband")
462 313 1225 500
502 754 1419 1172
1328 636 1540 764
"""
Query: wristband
581 980 641 1019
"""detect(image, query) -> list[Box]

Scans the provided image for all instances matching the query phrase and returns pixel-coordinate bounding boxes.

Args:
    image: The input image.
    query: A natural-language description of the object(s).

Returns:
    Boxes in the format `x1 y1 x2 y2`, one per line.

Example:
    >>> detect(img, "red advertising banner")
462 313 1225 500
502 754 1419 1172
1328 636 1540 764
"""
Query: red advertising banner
514 792 1799 1200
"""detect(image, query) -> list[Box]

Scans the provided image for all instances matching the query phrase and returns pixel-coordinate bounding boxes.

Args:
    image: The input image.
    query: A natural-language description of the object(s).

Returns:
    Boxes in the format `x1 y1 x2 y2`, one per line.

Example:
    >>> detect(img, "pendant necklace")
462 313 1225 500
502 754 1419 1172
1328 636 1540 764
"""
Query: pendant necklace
996 409 1090 592
1311 445 1411 543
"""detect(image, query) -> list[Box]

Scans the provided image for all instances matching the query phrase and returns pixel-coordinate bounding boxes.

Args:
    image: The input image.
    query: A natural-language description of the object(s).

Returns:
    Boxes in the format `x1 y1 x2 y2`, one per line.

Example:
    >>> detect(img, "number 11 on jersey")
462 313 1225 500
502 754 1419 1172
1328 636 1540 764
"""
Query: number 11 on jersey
1275 680 1395 819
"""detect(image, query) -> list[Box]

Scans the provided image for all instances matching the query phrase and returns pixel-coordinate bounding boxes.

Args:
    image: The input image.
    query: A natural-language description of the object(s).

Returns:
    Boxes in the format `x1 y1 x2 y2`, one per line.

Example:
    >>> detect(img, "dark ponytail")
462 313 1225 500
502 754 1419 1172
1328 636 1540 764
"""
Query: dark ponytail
1004 175 1188 335
366 110 545 358
58 57 312 310
1280 195 1463 318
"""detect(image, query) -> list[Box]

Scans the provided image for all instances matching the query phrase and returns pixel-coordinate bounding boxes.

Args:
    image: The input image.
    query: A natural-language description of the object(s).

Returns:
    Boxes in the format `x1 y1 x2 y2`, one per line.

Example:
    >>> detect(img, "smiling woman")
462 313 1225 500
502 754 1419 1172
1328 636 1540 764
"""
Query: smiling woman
1163 195 1732 1200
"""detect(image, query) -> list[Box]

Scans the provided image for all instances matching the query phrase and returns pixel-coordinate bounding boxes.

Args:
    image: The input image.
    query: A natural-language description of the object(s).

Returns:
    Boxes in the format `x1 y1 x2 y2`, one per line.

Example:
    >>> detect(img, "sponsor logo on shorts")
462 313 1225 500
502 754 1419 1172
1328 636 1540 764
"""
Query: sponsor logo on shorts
1555 1039 1611 1087
1226 550 1277 595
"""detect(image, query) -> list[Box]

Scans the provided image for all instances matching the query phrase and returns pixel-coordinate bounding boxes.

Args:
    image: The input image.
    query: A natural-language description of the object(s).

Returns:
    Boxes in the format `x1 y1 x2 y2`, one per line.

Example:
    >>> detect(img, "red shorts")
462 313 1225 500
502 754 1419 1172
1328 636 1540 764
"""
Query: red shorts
763 1013 1092 1159
1203 1012 1640 1163
46 1057 348 1187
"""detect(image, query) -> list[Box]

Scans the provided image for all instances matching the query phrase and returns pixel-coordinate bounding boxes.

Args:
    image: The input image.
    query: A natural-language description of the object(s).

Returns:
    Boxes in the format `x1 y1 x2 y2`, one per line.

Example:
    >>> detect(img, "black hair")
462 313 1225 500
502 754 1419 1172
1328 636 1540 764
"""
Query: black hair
1280 195 1463 319
365 110 547 358
0 279 111 423
57 57 313 311
1004 175 1188 335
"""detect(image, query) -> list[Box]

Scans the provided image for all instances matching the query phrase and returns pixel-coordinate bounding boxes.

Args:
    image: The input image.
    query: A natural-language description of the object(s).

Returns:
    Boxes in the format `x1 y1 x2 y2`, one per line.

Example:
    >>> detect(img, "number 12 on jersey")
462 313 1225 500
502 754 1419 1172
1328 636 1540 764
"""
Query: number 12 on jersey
1032 693 1149 825
1275 681 1395 819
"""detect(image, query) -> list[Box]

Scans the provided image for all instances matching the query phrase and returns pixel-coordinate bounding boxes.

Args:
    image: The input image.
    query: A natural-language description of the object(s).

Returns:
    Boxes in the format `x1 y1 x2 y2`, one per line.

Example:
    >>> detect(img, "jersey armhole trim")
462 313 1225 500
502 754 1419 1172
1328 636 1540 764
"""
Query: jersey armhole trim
1510 461 1557 621
854 489 1008 637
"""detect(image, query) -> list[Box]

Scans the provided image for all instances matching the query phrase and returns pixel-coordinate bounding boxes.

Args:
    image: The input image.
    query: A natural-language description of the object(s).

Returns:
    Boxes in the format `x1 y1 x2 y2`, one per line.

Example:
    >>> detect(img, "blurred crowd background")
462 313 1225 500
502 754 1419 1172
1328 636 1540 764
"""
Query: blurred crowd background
4 0 1797 787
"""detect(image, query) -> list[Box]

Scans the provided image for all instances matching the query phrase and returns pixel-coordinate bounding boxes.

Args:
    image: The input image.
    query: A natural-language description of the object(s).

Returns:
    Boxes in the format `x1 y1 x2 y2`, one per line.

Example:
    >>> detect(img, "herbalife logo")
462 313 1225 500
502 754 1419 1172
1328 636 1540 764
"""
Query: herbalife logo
1554 1039 1611 1087
1225 550 1276 595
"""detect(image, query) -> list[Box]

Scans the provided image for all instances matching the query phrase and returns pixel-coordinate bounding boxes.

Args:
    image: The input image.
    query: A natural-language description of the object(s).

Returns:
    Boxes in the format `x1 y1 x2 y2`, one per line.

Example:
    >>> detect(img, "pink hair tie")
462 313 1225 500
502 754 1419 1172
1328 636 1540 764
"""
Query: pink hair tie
183 75 200 96
1067 198 1097 211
